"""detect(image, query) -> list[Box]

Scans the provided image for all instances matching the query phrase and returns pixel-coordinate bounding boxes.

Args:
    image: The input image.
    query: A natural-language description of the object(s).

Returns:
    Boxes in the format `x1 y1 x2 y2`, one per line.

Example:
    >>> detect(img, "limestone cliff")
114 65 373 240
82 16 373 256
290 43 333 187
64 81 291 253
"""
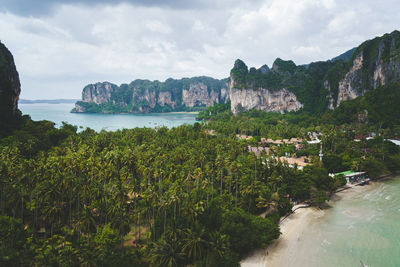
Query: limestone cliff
229 58 307 114
336 53 364 105
229 73 302 114
230 30 400 114
182 82 223 107
0 41 21 122
325 30 400 107
74 76 229 113
82 82 117 104
157 91 176 109
133 88 157 112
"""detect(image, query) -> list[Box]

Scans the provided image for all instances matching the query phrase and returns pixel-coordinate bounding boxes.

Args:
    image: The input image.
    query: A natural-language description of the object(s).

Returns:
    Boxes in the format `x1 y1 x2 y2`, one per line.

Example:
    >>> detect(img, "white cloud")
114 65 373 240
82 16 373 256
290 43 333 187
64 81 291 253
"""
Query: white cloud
0 0 399 99
292 45 322 58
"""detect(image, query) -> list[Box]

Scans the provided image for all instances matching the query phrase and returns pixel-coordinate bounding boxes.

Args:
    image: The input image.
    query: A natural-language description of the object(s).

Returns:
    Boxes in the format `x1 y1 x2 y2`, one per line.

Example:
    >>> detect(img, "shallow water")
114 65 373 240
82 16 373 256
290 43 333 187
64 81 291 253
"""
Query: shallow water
295 177 400 267
19 103 197 131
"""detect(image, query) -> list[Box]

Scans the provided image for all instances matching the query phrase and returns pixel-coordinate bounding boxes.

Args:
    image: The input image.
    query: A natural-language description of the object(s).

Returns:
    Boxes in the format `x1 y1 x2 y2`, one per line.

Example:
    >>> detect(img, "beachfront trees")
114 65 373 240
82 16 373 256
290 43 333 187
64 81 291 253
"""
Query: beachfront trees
220 208 280 256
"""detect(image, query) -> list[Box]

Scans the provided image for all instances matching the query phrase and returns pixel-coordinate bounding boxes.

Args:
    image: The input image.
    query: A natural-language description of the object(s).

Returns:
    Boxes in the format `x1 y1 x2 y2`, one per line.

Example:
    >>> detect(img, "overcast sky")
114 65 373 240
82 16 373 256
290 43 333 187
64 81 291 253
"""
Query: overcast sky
1 0 400 99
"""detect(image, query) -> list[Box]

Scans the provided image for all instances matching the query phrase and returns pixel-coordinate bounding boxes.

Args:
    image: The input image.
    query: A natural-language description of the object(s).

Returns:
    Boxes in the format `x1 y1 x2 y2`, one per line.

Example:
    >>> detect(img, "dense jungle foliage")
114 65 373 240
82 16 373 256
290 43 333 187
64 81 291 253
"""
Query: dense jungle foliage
199 82 400 176
73 100 207 114
0 112 349 266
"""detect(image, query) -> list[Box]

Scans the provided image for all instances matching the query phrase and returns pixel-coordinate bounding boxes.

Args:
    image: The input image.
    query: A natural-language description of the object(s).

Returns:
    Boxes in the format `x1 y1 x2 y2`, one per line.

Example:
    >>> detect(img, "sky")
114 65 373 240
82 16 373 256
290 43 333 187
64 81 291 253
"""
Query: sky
1 0 400 99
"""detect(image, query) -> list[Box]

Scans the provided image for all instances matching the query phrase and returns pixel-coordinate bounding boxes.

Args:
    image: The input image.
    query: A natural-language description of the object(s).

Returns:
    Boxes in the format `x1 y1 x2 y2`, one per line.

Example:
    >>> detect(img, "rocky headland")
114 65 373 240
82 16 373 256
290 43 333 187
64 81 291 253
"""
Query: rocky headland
73 77 229 113
0 41 21 135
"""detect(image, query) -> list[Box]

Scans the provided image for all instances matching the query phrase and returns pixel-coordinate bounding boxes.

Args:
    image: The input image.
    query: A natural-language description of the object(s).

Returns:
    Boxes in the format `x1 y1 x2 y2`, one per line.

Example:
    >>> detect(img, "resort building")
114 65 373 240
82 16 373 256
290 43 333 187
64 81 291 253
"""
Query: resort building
332 171 370 184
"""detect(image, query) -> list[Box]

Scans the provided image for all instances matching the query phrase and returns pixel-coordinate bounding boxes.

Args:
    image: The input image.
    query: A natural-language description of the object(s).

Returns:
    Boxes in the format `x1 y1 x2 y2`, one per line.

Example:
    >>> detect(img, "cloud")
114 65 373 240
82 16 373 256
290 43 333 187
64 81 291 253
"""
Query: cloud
0 0 399 99
0 0 253 16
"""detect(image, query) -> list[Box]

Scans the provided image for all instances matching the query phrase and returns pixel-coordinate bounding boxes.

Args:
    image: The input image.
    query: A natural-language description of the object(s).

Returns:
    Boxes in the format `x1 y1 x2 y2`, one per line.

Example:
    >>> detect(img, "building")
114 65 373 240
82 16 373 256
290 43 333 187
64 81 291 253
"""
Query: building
260 137 304 146
236 134 253 140
333 171 370 184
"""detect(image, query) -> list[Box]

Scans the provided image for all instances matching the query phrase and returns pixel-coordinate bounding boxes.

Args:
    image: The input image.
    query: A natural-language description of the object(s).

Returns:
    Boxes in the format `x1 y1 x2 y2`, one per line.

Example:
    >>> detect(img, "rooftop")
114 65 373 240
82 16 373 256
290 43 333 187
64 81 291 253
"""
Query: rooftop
334 171 366 177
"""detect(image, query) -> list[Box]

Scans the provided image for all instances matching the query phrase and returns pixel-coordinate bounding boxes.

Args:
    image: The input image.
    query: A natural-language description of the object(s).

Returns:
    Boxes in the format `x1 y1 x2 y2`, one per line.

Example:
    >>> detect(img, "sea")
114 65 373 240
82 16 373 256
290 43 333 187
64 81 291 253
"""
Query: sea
19 103 198 132
294 177 400 267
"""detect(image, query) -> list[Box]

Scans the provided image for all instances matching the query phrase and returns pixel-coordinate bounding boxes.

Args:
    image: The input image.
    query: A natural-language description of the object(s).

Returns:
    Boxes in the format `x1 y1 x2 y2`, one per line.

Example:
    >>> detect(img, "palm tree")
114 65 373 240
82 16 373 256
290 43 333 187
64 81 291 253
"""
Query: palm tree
205 231 228 265
79 207 97 234
181 224 208 264
151 238 184 267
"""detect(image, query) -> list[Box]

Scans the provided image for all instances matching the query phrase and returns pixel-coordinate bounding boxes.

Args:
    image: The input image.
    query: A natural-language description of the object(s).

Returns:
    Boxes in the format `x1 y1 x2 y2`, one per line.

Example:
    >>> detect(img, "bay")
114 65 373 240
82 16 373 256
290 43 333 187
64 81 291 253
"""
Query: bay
19 103 198 132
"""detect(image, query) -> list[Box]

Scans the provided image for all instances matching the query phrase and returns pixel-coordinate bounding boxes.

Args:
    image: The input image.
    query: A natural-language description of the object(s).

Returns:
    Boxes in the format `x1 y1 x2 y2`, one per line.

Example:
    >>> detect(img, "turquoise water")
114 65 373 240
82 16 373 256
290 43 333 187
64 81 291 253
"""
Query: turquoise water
299 177 400 267
19 103 197 132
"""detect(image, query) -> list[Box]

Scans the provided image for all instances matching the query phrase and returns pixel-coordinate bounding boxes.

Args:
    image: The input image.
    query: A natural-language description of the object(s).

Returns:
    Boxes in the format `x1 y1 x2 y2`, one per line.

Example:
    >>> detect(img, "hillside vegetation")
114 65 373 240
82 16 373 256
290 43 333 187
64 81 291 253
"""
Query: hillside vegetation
230 30 400 113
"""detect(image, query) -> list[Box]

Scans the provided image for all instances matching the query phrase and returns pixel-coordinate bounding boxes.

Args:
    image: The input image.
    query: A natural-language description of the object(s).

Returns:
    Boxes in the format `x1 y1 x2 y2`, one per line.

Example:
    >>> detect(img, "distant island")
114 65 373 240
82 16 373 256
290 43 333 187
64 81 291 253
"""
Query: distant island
72 77 229 113
20 99 78 104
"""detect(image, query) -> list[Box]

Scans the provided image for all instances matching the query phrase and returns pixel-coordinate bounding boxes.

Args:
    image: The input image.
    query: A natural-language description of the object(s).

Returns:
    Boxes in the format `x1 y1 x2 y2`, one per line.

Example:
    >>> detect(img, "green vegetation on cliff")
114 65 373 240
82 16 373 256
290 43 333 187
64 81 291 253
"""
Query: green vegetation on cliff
322 82 400 127
230 58 338 113
74 76 229 114
230 30 400 113
201 81 400 136
73 100 207 114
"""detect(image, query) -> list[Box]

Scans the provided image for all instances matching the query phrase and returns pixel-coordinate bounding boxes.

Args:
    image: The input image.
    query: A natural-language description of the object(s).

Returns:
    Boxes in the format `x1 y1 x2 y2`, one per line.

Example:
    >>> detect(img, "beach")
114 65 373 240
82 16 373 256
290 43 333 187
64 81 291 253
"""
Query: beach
240 180 396 267
240 206 324 267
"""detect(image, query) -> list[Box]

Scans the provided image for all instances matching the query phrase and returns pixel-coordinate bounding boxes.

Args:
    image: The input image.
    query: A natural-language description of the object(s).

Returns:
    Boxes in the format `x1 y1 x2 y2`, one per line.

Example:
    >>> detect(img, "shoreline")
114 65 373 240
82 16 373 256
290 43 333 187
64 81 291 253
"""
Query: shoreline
240 206 324 267
165 111 199 114
240 178 395 267
70 111 199 115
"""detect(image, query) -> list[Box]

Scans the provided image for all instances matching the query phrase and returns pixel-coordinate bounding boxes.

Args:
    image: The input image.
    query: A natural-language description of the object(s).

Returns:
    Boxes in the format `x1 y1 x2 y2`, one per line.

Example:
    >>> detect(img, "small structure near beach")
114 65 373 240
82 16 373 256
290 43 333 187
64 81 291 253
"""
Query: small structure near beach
332 171 370 184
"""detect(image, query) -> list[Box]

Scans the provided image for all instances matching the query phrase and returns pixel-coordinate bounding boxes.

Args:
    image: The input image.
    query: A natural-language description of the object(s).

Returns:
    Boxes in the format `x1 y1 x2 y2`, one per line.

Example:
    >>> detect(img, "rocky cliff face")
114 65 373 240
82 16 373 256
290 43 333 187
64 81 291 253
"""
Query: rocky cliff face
74 77 229 113
336 53 364 105
157 91 176 109
82 82 116 104
220 87 229 102
230 30 400 114
326 30 400 108
229 58 305 114
133 88 157 112
182 82 222 107
230 87 302 114
0 41 21 120
229 74 302 114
